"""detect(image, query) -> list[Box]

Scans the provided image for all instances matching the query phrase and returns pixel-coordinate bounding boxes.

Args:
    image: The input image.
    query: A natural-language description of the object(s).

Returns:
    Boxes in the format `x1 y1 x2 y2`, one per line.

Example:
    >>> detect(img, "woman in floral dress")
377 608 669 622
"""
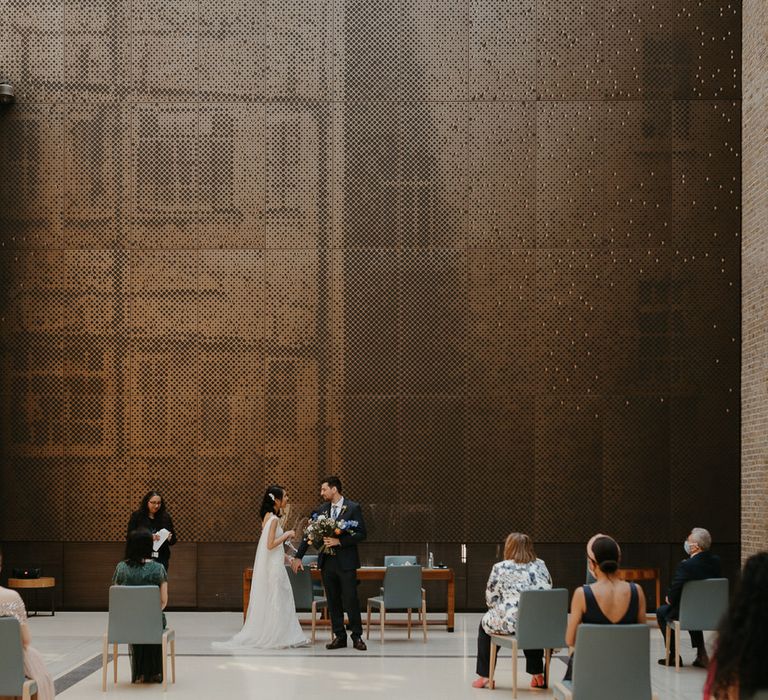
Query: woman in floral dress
473 532 552 690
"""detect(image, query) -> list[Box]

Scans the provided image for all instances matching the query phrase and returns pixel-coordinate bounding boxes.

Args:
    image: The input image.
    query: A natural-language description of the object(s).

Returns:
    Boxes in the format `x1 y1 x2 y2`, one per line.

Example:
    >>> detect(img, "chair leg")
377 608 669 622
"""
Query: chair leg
407 609 412 640
380 606 386 643
113 643 118 684
171 637 176 684
512 640 518 699
162 633 168 692
421 600 427 642
489 641 497 690
545 649 552 689
665 625 671 667
674 623 681 673
102 633 108 692
311 602 317 643
366 603 371 640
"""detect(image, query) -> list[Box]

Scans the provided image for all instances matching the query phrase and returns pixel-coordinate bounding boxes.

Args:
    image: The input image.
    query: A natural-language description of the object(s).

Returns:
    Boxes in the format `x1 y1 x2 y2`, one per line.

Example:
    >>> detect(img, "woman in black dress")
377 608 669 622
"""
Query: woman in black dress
127 491 177 572
563 534 647 680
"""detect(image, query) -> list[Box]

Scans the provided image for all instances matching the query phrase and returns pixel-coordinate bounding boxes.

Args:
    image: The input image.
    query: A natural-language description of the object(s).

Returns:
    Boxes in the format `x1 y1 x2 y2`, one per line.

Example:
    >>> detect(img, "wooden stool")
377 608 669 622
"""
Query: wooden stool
8 577 56 616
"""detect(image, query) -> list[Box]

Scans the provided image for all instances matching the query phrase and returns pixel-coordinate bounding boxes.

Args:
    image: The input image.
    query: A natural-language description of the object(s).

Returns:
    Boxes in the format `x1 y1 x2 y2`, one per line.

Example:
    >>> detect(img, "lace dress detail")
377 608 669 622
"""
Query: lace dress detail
0 588 56 699
0 595 28 623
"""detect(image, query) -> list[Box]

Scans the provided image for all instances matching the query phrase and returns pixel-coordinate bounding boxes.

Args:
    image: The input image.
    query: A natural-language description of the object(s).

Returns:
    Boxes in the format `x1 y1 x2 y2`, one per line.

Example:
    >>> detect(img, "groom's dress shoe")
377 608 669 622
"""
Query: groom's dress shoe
326 637 347 650
352 638 367 651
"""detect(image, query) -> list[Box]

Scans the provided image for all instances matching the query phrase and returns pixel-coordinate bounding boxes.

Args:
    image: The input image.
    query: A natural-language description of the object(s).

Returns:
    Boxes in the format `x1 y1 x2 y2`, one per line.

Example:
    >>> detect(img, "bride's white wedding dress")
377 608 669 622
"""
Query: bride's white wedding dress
213 514 307 649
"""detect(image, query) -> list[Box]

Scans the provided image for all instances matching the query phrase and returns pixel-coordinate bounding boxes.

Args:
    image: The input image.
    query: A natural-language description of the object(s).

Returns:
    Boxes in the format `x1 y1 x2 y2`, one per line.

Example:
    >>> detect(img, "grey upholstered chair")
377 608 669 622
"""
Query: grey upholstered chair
102 585 176 692
0 617 37 700
553 624 658 700
384 555 418 566
285 565 329 642
665 578 729 672
366 565 427 642
301 555 324 597
489 588 568 697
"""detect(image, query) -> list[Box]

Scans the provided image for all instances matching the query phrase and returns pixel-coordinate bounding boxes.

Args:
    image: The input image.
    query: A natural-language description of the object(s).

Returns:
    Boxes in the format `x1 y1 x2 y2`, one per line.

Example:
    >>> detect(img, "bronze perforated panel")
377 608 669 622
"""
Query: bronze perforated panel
0 0 740 560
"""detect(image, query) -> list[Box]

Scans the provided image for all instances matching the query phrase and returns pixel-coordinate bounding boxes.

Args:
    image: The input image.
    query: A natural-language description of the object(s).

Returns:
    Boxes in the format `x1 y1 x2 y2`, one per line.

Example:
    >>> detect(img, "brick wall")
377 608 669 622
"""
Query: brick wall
742 0 768 559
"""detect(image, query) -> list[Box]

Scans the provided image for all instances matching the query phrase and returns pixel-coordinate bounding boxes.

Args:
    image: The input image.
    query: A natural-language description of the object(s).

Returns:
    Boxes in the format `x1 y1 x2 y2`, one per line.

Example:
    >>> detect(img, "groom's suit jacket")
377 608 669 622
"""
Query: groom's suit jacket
296 499 367 571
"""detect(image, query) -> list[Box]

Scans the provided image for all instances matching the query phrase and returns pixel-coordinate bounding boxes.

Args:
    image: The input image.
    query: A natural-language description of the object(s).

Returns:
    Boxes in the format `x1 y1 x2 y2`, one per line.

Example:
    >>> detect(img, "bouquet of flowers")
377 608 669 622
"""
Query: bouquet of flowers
303 513 358 556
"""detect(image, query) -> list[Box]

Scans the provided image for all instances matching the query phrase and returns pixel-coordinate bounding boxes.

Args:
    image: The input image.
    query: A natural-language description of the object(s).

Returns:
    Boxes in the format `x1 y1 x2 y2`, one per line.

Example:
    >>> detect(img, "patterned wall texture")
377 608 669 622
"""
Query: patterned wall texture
0 0 741 606
742 0 767 561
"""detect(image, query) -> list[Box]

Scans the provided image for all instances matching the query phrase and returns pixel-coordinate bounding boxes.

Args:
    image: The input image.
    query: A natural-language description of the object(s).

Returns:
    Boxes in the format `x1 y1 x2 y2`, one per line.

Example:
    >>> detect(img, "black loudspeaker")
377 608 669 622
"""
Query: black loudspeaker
12 567 41 579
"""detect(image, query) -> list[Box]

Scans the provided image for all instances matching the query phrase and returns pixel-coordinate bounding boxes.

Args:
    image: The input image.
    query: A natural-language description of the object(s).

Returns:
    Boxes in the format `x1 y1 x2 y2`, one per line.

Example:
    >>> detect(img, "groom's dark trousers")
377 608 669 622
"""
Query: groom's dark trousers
322 555 363 639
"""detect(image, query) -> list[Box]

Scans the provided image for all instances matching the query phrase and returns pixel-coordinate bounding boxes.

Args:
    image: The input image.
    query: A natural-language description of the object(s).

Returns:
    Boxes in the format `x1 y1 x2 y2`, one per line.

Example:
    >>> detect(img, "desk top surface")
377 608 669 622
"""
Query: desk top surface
8 577 56 588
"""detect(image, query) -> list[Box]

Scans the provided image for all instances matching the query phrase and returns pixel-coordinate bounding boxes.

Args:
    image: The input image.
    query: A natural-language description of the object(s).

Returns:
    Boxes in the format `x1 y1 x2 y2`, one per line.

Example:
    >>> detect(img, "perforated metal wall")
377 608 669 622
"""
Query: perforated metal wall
0 1 740 560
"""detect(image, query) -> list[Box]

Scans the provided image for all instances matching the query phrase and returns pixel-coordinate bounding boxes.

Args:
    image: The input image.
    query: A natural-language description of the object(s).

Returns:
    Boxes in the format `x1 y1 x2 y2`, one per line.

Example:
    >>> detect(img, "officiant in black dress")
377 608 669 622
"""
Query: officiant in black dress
294 476 368 651
127 491 177 572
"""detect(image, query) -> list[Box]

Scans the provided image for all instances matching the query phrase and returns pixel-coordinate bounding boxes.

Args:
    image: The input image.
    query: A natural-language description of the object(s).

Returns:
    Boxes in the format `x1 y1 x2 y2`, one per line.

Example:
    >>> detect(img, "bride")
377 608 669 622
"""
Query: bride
213 485 308 649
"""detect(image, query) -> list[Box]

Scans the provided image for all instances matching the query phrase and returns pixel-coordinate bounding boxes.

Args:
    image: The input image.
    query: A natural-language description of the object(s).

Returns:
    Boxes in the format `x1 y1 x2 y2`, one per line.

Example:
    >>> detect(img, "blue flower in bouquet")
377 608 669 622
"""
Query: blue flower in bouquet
334 519 358 535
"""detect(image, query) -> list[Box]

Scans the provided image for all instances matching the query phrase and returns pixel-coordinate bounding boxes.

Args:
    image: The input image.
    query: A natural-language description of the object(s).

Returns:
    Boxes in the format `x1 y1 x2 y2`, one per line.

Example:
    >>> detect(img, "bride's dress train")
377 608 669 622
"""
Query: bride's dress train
213 514 307 649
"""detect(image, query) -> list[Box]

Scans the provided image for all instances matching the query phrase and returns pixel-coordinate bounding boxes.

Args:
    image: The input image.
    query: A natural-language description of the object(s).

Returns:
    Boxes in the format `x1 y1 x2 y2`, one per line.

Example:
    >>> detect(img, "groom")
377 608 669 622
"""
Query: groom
293 476 367 650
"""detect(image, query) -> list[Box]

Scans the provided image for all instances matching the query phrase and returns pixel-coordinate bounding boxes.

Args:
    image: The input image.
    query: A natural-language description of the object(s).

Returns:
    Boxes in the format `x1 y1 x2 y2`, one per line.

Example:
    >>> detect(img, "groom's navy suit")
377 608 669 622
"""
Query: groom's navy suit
296 498 367 640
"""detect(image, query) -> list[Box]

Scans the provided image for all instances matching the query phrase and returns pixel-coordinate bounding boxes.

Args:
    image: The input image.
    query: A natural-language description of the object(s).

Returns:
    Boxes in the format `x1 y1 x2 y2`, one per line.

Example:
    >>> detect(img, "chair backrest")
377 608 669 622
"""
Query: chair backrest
302 554 318 566
285 565 314 610
108 586 164 644
384 555 418 567
382 565 423 609
749 691 768 700
571 624 652 700
0 617 26 695
679 578 729 631
516 588 568 649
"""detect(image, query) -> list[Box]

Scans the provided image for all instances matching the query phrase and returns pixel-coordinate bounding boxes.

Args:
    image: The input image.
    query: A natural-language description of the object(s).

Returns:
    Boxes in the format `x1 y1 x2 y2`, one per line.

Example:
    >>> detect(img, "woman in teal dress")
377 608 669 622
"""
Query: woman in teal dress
112 528 168 683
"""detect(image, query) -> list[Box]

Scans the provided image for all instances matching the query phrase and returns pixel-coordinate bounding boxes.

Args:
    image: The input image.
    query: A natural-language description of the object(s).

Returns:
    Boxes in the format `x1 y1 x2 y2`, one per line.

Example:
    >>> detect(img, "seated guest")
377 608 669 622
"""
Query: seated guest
564 534 647 680
112 529 169 684
656 527 721 667
473 532 552 689
0 547 56 700
704 551 768 700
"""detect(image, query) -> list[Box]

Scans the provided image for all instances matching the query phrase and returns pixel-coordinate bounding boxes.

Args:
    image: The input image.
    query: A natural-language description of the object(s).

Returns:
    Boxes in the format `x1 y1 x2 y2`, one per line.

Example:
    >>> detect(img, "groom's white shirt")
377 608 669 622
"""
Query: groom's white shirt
330 496 344 520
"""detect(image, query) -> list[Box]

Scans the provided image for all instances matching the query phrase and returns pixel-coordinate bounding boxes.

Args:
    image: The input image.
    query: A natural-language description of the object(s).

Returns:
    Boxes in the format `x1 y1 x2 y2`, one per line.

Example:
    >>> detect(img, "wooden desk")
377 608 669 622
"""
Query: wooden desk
617 568 661 610
244 566 456 631
7 577 56 616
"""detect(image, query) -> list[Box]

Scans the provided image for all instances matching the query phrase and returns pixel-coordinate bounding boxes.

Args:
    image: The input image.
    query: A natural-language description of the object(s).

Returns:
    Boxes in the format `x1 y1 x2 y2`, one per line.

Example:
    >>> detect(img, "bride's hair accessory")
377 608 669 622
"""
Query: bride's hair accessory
269 493 275 501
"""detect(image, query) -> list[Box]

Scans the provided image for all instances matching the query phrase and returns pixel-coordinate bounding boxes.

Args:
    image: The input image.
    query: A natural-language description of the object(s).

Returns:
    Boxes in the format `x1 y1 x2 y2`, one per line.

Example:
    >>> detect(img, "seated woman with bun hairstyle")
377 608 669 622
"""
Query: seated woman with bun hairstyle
563 534 647 680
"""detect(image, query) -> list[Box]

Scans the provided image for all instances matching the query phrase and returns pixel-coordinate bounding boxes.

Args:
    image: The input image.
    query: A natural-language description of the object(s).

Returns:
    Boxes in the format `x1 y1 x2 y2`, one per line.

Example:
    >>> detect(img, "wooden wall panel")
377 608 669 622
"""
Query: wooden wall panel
0 0 742 609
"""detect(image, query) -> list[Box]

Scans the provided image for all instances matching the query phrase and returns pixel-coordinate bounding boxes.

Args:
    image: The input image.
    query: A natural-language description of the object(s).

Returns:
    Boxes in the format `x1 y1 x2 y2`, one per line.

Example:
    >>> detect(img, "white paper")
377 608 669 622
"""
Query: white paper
153 528 170 551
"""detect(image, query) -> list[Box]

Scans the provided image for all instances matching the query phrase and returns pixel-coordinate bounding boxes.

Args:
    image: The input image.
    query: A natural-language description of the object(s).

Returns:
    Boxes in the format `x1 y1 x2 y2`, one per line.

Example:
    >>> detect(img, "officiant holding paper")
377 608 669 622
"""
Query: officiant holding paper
127 491 177 572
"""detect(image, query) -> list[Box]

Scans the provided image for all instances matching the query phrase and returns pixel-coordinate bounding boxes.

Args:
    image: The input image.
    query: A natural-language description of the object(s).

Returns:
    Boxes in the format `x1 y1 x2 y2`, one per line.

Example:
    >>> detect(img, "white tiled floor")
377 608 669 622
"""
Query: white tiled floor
25 612 710 699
